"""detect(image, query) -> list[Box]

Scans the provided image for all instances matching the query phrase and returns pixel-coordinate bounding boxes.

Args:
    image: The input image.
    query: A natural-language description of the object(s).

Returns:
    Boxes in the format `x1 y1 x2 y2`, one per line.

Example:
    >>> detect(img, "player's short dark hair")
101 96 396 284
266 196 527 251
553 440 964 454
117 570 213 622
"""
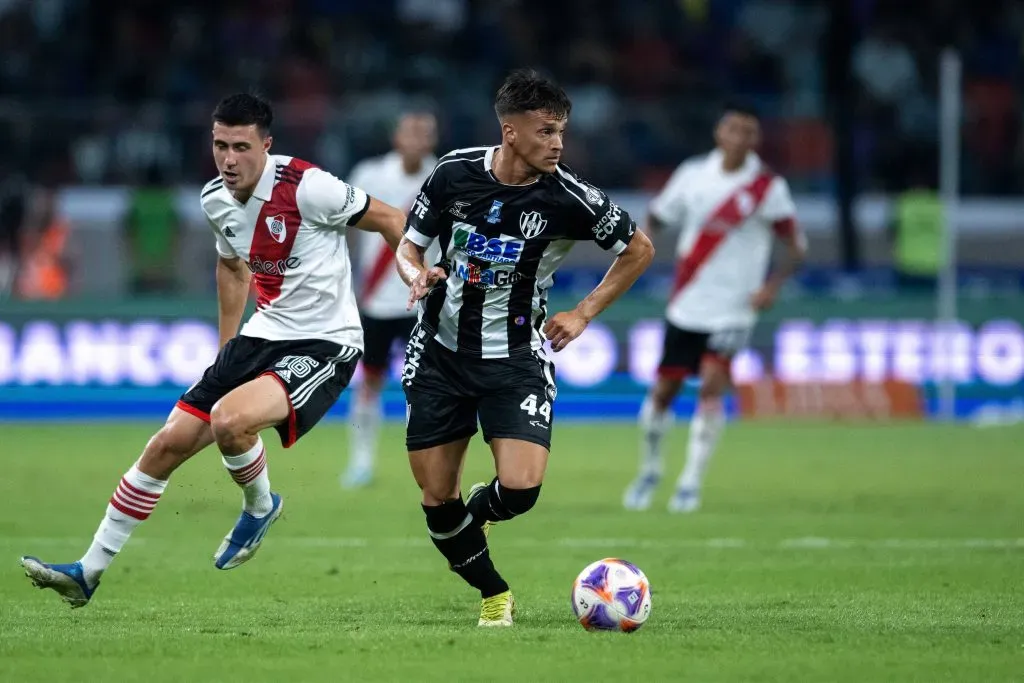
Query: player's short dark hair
494 69 572 120
212 93 274 135
721 100 760 121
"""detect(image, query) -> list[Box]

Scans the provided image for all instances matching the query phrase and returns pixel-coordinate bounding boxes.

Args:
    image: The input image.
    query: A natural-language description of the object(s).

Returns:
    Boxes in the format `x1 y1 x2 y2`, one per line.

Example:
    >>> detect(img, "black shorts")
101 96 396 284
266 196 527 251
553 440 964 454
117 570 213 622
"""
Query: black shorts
401 324 556 451
360 314 416 372
657 322 752 379
177 335 360 448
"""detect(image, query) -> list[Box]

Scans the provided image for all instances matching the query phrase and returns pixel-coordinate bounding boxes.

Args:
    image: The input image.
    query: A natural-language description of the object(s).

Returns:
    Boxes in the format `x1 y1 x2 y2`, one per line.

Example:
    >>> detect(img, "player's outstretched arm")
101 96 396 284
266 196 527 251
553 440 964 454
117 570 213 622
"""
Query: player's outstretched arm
351 197 406 254
396 237 446 311
216 255 251 348
544 230 655 352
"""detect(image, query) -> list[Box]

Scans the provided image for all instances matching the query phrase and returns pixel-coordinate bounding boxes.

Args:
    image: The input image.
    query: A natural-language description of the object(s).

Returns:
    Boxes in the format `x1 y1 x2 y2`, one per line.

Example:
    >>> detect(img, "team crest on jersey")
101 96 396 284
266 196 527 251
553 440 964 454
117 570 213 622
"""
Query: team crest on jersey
519 211 547 239
265 214 287 243
585 186 603 206
485 200 504 224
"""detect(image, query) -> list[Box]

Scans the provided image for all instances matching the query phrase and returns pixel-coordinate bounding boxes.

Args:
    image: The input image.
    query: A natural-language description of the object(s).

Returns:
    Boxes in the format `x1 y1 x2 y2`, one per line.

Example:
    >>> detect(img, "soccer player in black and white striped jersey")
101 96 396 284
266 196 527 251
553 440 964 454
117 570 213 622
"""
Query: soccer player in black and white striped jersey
395 69 655 626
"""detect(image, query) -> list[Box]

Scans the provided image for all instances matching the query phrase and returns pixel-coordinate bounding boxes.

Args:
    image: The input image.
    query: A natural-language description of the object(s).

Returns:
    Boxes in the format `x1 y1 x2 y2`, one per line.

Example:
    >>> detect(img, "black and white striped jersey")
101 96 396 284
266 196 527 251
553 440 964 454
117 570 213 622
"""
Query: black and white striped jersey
403 146 637 359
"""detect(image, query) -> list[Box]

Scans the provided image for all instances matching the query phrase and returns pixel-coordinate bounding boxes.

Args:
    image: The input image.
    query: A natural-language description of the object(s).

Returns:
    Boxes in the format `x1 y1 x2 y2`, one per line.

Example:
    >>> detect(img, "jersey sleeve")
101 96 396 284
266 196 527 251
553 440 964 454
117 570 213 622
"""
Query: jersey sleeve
404 163 445 248
564 182 637 255
296 167 370 229
209 218 238 258
648 161 690 227
761 176 805 246
762 176 796 222
199 188 238 259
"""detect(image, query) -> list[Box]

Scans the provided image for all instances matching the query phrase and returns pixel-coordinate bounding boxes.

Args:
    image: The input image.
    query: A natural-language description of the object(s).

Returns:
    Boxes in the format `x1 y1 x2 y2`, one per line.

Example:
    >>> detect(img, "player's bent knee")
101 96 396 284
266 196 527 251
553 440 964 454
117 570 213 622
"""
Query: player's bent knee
495 482 542 516
209 403 253 445
411 455 462 504
410 439 471 505
144 428 179 459
494 467 544 490
421 481 461 506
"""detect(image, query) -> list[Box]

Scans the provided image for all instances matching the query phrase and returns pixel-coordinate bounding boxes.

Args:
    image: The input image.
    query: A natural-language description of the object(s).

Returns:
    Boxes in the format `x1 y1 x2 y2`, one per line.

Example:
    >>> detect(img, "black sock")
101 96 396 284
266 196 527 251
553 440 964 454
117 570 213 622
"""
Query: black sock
466 478 542 524
423 498 509 598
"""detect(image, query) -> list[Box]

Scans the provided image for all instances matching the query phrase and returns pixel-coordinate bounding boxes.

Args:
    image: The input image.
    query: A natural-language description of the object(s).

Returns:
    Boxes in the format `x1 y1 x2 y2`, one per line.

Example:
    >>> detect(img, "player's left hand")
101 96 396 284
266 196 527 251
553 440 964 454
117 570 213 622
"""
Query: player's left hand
544 311 589 352
750 284 778 311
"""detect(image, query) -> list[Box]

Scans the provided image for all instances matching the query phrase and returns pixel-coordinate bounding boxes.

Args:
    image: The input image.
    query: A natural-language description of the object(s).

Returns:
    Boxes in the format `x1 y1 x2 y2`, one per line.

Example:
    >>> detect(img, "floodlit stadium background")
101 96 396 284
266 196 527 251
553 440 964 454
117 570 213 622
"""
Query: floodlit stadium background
1 1 1021 422
1 3 1023 681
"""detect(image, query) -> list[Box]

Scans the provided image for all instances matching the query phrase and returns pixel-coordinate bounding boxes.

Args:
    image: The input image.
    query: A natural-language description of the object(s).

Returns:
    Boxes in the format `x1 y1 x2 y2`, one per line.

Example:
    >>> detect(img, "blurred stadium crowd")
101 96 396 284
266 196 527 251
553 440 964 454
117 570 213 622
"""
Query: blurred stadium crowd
0 0 1022 298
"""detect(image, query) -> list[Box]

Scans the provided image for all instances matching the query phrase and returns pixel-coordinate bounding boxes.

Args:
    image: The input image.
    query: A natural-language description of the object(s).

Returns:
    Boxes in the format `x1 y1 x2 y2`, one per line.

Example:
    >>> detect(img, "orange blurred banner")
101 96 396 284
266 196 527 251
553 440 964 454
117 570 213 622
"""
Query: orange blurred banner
736 379 924 420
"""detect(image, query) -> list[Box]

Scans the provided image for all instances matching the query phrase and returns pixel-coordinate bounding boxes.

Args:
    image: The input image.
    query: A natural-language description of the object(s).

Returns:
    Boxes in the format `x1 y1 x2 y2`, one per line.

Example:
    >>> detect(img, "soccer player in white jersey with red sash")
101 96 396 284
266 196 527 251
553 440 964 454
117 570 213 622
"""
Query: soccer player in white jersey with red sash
343 112 440 488
623 103 807 513
20 93 407 607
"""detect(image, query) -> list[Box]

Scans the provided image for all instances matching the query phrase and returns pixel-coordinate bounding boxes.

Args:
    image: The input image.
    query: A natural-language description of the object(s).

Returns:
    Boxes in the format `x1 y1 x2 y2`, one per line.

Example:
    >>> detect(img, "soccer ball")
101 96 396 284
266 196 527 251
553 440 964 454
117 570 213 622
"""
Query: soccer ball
571 558 652 632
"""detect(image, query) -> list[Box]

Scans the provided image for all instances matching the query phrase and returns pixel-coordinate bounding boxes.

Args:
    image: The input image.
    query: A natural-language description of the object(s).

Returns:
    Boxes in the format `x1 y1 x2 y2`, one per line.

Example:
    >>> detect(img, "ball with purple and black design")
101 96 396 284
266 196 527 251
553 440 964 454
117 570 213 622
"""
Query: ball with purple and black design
571 558 652 632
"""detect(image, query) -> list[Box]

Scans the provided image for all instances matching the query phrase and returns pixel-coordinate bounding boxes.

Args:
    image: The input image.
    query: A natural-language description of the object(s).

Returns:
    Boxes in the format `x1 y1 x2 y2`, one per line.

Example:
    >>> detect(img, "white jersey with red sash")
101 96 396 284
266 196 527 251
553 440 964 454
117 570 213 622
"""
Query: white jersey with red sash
348 151 437 319
201 154 370 350
650 149 801 331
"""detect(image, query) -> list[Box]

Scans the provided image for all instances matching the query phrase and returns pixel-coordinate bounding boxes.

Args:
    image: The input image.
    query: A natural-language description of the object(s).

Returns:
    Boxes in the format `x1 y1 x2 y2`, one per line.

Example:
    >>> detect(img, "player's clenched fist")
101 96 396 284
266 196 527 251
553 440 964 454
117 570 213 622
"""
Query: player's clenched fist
543 310 589 352
407 266 447 310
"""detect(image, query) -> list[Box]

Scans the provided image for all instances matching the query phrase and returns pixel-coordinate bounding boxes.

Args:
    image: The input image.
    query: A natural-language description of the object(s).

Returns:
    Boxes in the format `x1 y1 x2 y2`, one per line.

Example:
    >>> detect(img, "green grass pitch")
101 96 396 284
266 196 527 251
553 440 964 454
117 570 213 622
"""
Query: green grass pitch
0 421 1022 682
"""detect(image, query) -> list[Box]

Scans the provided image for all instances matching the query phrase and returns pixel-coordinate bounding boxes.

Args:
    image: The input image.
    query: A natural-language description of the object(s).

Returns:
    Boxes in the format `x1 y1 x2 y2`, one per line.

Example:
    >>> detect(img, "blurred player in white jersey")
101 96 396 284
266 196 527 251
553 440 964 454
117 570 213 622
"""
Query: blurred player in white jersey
20 94 407 608
623 103 806 513
343 112 439 488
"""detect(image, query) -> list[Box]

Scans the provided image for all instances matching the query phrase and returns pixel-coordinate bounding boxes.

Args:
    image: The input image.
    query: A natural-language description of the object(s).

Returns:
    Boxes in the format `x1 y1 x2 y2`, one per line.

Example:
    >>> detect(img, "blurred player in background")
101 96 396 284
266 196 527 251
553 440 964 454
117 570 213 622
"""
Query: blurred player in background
20 93 407 607
623 103 806 514
397 69 654 626
343 112 439 488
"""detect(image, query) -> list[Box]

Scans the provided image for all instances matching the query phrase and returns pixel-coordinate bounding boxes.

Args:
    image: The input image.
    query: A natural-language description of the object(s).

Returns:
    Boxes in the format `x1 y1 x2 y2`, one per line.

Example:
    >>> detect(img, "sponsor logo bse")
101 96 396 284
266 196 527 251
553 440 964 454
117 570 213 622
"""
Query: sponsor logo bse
453 226 523 264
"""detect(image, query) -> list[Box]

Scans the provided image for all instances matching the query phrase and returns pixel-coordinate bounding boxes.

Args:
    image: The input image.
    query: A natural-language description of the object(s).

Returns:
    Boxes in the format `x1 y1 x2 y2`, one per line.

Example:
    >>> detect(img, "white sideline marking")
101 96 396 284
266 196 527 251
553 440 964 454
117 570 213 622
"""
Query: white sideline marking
9 537 1021 550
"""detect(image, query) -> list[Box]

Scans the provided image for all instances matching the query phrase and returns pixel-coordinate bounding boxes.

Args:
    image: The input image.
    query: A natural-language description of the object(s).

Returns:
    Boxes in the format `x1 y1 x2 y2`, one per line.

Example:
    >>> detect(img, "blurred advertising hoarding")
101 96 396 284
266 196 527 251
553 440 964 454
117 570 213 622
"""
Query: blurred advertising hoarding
0 298 1020 421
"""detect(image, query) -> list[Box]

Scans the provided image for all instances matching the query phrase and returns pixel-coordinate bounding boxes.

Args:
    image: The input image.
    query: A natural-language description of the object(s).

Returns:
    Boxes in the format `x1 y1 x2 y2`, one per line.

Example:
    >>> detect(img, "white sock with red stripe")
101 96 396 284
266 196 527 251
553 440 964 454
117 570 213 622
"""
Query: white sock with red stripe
79 463 168 586
677 399 725 493
222 436 273 517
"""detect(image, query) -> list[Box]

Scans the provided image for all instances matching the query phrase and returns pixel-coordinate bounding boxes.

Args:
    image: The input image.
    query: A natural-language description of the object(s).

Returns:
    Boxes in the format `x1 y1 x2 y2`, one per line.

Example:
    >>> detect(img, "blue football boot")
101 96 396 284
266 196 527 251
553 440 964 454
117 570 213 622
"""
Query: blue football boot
20 556 96 608
213 493 283 570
